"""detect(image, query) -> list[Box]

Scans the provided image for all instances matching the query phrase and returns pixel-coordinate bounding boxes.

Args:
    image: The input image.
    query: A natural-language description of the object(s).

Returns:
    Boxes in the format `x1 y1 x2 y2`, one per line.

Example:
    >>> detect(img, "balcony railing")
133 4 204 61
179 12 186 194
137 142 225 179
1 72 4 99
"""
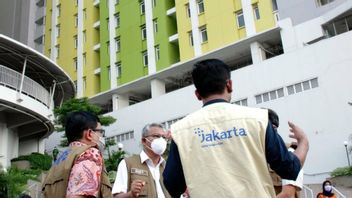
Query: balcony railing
0 64 51 107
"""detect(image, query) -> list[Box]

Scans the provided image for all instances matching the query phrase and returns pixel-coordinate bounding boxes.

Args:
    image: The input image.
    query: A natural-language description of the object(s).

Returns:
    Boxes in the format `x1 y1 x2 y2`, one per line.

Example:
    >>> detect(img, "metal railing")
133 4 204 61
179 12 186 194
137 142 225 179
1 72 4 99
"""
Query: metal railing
0 64 51 107
302 185 314 198
332 186 346 198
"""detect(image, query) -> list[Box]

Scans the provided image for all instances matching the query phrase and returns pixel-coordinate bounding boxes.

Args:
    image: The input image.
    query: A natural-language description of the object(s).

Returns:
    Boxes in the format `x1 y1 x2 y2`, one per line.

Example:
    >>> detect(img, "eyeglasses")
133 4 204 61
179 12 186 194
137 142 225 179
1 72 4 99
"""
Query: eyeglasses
145 134 165 139
91 128 106 137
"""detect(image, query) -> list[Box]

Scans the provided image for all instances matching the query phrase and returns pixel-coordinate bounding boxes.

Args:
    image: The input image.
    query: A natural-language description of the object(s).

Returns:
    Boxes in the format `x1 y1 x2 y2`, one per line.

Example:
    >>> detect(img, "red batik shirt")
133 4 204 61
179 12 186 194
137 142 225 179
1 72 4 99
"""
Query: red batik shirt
66 141 103 197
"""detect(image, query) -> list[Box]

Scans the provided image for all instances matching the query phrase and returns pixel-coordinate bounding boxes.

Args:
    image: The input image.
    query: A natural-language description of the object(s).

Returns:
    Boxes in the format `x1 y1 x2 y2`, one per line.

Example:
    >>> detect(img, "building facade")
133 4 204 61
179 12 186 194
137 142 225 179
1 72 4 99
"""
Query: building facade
45 0 352 184
0 0 46 52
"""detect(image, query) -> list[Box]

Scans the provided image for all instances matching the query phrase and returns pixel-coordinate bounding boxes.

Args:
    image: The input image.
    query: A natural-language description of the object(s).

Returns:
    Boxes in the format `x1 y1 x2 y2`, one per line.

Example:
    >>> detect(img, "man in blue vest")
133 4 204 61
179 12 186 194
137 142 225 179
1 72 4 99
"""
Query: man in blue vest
163 59 309 197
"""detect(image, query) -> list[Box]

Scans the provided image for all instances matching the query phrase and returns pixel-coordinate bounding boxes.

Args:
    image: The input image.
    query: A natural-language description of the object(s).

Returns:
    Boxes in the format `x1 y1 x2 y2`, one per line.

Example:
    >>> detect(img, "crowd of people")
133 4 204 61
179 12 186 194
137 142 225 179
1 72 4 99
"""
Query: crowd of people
41 59 343 198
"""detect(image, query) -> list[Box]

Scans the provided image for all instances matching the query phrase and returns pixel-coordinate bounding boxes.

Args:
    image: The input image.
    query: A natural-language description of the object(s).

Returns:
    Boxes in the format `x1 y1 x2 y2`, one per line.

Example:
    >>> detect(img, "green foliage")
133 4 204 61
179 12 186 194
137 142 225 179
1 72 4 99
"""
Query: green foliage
11 152 52 171
53 97 117 147
0 168 41 198
331 166 352 177
105 150 126 173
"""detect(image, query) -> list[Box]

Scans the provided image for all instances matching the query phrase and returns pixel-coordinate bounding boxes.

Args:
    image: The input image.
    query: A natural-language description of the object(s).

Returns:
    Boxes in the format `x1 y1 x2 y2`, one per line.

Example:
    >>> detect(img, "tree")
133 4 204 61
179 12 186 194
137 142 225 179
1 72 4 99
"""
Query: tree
54 97 116 147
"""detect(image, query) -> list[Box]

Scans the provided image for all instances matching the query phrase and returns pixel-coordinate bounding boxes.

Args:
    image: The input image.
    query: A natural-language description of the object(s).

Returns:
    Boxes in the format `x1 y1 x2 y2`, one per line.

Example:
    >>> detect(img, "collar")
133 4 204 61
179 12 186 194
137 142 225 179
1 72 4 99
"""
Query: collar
140 150 165 167
203 98 228 107
69 141 87 147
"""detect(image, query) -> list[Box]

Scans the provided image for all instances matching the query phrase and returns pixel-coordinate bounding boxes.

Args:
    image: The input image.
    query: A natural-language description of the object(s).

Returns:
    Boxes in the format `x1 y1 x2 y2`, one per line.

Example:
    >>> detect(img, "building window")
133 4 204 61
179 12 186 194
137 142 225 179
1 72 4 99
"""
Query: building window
253 4 260 20
236 11 245 28
272 0 278 11
188 31 193 46
57 5 60 17
107 42 110 54
116 62 121 78
200 26 208 43
153 19 158 33
107 18 109 30
233 98 248 106
197 0 204 14
186 3 191 18
115 13 120 28
83 31 86 43
73 58 77 71
142 50 148 66
115 37 120 52
55 45 60 58
140 1 145 15
286 78 319 96
155 45 160 61
141 25 147 40
108 66 111 80
56 25 60 37
83 77 86 90
255 87 285 104
74 35 77 48
83 53 86 66
74 14 78 27
317 0 335 6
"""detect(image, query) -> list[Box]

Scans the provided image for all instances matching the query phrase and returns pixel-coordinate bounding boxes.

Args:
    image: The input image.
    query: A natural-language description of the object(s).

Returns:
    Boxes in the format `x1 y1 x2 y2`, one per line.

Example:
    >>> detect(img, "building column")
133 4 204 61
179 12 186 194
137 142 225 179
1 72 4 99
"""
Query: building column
241 0 256 36
112 94 129 111
76 0 84 98
145 0 157 74
151 79 165 98
250 42 266 64
278 18 300 53
189 0 202 56
38 138 45 153
0 114 9 168
50 0 58 60
108 0 117 88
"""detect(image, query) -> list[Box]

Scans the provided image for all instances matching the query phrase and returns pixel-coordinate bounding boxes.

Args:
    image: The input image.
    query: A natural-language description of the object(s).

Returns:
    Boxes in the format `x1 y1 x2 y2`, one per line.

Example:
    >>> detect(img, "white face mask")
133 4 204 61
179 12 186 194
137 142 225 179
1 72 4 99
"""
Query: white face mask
92 132 105 152
146 137 167 155
324 185 332 192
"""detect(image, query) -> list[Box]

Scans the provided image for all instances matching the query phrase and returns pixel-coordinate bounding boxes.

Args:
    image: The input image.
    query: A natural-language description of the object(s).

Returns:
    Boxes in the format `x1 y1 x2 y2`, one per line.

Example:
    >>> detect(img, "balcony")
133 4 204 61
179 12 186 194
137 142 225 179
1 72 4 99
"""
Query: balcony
93 43 101 51
166 7 176 17
0 64 50 107
93 20 100 29
93 0 100 7
169 33 178 43
94 68 101 75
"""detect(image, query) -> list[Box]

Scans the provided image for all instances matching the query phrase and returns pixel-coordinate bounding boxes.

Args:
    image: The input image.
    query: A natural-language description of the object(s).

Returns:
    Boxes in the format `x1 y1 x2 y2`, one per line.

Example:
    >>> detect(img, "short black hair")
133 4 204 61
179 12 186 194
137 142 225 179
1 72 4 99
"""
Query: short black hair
192 59 231 98
268 108 279 128
65 111 100 143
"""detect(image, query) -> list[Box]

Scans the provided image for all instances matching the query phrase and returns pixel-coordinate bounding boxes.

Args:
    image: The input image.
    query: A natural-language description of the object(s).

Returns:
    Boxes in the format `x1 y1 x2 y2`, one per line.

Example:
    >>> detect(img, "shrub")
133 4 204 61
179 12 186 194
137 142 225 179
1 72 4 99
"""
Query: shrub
11 152 52 171
0 168 40 198
331 166 352 177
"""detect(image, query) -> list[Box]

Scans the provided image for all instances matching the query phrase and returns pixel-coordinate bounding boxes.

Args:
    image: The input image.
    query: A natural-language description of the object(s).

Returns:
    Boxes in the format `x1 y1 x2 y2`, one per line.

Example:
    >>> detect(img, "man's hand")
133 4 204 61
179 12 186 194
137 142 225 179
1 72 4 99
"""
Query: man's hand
288 121 309 167
129 180 146 198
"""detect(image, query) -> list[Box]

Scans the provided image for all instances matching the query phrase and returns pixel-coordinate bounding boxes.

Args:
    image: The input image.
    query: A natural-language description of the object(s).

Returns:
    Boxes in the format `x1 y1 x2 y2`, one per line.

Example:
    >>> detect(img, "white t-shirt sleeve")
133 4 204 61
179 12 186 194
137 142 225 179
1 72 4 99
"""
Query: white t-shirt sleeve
112 159 129 195
282 169 304 190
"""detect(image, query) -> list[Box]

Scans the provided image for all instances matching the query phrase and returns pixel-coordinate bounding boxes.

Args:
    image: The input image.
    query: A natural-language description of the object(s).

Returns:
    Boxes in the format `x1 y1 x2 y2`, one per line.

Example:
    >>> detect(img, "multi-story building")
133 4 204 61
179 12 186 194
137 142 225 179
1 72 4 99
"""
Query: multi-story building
0 0 46 52
45 0 352 184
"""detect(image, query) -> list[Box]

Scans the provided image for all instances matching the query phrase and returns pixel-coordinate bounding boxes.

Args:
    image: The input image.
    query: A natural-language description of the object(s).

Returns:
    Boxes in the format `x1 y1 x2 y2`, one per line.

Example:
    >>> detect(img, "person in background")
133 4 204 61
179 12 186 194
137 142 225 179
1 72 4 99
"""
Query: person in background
163 59 309 197
112 123 171 198
52 146 59 162
268 109 303 198
317 180 337 198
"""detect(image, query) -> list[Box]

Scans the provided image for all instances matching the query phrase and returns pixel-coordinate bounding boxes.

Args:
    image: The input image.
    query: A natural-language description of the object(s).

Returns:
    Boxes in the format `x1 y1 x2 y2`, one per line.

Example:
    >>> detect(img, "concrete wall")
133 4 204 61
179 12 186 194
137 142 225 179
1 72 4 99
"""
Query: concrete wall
277 0 347 25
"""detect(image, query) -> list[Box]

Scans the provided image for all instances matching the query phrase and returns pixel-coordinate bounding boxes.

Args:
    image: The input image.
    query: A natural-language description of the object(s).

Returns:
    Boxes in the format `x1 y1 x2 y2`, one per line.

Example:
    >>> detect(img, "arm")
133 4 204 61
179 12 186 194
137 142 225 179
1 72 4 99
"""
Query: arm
288 121 309 167
163 140 187 197
265 122 301 180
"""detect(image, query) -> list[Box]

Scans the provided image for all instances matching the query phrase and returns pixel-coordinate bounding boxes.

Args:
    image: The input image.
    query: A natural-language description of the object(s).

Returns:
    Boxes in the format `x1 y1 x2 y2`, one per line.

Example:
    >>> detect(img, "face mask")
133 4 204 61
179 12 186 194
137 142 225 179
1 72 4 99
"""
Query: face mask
324 185 332 192
92 132 105 152
146 137 167 155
